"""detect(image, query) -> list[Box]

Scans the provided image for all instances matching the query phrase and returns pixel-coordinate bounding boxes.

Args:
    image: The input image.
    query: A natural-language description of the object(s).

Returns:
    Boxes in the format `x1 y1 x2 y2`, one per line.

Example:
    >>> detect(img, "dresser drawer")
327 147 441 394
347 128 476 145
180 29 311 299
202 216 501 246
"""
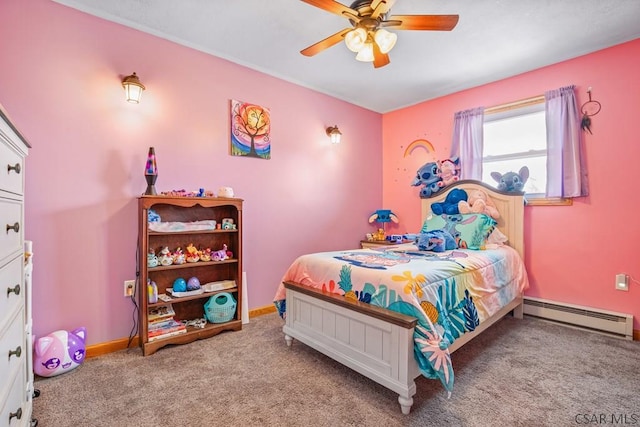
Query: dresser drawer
0 308 26 385
0 355 26 426
0 256 24 329
0 132 25 197
0 200 23 263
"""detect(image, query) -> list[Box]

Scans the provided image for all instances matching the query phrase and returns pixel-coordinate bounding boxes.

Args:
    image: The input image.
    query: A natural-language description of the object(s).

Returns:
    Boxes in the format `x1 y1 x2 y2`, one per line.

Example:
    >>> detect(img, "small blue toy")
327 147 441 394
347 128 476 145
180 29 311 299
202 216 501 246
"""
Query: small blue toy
417 230 457 252
411 161 443 198
491 166 529 192
431 189 468 216
148 209 161 222
172 277 187 293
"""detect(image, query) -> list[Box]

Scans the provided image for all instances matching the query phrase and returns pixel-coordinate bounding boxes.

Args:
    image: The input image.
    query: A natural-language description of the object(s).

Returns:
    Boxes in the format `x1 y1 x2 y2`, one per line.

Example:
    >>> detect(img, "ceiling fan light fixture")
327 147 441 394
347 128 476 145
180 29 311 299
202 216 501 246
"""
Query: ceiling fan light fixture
345 28 367 52
374 29 397 54
355 42 374 62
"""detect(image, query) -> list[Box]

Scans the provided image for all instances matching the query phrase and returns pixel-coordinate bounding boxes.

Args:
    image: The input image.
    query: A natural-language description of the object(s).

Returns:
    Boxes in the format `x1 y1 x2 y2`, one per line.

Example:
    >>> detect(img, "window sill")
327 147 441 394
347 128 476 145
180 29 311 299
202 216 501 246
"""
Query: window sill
525 197 573 206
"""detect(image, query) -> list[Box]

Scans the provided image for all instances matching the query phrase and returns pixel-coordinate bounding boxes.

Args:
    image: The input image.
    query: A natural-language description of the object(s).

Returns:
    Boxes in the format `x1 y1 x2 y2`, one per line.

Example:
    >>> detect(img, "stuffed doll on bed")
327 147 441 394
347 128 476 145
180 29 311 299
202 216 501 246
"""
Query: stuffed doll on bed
403 229 457 252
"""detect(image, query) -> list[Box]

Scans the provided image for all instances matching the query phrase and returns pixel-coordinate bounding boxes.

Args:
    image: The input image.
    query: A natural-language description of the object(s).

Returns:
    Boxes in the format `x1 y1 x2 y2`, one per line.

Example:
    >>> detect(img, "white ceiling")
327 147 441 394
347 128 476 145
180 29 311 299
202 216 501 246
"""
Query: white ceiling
53 0 640 113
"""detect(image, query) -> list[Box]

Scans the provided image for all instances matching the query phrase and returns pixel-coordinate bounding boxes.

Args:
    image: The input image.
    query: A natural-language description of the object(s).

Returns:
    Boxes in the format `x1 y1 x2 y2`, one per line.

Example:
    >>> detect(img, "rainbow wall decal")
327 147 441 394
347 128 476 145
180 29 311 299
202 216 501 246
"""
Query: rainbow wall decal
403 139 435 157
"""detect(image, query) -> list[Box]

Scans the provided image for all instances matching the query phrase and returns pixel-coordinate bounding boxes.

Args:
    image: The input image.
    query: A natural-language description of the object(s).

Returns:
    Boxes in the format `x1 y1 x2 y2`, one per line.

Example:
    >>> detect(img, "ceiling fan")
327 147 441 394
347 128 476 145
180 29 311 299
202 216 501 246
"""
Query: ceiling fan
300 0 459 68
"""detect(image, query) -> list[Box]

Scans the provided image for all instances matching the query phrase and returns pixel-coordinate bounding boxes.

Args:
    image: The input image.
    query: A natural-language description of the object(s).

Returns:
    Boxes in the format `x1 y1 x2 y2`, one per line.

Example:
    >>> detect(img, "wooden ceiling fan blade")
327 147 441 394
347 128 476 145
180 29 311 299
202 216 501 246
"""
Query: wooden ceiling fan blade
372 41 390 68
385 14 459 31
370 0 396 19
300 0 359 18
300 28 351 57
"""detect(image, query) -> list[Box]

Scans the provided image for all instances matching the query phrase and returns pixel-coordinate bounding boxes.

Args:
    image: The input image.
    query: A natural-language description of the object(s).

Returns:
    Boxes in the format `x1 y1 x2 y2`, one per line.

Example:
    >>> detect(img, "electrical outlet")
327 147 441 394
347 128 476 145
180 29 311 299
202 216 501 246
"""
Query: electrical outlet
124 280 135 297
615 274 629 291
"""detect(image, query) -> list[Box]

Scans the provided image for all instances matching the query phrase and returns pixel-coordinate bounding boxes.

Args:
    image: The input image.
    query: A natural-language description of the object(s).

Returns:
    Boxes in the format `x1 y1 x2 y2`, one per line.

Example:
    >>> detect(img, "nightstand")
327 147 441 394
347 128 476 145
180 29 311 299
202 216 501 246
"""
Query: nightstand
360 240 397 249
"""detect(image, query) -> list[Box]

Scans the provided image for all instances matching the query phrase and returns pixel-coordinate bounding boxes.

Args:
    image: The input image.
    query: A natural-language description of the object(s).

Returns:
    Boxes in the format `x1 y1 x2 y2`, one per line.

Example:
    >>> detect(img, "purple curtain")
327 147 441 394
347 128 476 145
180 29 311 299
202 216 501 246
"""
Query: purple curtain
450 107 484 180
545 86 589 197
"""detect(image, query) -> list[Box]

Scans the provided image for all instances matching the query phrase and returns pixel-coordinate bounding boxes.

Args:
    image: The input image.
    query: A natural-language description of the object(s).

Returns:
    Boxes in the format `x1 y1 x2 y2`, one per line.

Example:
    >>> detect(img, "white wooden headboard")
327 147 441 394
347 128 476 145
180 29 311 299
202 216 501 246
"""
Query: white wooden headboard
421 180 525 259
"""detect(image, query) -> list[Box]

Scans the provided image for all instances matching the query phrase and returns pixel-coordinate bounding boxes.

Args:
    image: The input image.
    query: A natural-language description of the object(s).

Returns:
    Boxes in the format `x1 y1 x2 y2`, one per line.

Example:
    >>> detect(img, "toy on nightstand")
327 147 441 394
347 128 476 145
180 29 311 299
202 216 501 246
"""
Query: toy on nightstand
33 327 87 378
387 234 404 243
368 209 399 241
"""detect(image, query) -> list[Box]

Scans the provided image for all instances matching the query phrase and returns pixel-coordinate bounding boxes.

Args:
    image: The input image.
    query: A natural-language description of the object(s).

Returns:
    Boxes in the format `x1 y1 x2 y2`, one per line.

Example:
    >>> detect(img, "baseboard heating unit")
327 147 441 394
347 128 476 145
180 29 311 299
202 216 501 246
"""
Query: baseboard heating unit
523 297 633 340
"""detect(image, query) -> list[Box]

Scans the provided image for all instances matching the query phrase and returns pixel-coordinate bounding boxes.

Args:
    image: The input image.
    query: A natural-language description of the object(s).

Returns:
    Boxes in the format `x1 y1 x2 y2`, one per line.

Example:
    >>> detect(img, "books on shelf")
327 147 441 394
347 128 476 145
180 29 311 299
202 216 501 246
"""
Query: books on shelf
148 304 176 322
147 304 187 341
148 327 187 342
148 322 186 338
148 318 184 332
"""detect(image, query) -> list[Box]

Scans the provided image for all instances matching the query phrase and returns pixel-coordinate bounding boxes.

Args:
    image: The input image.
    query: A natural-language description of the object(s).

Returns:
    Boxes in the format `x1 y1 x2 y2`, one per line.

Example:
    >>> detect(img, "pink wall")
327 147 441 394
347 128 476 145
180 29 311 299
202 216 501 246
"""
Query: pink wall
0 0 382 345
383 39 640 329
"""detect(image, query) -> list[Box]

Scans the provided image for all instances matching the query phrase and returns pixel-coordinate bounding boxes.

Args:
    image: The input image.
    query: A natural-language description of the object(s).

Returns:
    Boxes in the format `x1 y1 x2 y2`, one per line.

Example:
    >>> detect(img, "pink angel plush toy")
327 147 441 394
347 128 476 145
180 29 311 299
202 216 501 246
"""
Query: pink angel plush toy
437 158 460 187
458 189 500 219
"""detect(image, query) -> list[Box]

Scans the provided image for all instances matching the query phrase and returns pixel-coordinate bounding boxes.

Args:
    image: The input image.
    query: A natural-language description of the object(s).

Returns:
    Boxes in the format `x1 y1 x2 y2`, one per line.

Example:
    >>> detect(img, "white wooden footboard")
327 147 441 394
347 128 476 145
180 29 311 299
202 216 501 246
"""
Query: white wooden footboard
282 281 525 414
283 281 420 414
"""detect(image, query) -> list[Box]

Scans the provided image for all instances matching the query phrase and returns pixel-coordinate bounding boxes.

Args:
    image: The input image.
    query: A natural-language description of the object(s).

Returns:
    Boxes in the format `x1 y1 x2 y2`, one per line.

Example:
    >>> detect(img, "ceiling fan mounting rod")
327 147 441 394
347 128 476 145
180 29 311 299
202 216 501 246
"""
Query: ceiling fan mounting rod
356 17 381 31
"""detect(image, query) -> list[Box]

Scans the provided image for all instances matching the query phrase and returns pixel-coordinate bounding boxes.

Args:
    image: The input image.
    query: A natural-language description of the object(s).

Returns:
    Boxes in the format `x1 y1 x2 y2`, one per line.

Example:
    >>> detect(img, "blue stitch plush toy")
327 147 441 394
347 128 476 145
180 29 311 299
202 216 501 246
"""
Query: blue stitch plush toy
417 230 457 252
491 166 529 192
431 189 468 216
411 161 443 198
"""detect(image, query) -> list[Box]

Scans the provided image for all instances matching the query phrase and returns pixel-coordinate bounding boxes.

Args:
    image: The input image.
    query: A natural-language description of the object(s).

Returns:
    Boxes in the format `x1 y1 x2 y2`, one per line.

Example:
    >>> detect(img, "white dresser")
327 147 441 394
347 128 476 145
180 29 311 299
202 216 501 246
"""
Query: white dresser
0 105 32 427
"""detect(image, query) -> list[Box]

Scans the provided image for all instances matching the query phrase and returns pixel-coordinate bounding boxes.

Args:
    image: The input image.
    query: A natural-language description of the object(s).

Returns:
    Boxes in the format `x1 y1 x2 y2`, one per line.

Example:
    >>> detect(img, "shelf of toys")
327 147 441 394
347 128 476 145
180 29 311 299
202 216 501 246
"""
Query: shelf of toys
138 195 243 356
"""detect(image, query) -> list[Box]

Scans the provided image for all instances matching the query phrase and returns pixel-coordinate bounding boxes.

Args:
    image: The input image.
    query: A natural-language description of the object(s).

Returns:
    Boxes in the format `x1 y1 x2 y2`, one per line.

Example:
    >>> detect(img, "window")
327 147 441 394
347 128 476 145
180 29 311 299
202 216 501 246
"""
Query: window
482 102 546 196
482 100 571 205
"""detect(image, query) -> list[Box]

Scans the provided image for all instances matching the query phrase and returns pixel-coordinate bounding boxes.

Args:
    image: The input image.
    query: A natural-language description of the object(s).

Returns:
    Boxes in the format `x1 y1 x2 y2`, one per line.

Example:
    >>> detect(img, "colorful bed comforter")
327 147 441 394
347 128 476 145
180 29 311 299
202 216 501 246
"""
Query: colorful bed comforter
273 244 529 393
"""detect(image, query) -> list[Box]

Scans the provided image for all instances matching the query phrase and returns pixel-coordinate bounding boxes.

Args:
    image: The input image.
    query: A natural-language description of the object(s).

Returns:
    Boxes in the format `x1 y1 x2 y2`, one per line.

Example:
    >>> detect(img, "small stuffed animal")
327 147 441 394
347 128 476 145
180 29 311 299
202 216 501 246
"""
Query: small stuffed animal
417 230 457 252
437 158 460 187
212 244 230 261
431 189 468 216
458 189 500 219
411 161 443 198
34 327 87 378
491 166 529 192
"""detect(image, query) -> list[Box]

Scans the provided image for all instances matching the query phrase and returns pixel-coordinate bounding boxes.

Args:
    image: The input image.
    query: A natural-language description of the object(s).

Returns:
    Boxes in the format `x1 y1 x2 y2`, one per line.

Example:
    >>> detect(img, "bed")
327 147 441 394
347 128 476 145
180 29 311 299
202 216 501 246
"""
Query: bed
273 180 529 414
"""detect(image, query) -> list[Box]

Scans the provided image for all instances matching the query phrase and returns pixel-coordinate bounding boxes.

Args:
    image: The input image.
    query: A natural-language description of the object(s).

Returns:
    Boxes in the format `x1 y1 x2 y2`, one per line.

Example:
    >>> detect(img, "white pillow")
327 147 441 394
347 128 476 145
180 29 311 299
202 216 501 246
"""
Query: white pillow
486 228 508 245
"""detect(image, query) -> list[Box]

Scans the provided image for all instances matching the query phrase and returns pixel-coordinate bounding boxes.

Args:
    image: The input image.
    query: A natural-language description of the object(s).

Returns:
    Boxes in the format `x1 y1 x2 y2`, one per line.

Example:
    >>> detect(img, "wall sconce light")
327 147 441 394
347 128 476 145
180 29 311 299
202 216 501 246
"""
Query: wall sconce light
122 72 145 104
326 125 342 144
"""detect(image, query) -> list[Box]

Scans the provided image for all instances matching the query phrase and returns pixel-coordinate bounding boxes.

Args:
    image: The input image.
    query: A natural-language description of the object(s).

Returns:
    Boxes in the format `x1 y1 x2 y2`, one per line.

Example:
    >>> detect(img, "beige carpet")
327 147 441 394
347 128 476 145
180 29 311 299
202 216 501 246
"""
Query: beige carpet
33 313 640 427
